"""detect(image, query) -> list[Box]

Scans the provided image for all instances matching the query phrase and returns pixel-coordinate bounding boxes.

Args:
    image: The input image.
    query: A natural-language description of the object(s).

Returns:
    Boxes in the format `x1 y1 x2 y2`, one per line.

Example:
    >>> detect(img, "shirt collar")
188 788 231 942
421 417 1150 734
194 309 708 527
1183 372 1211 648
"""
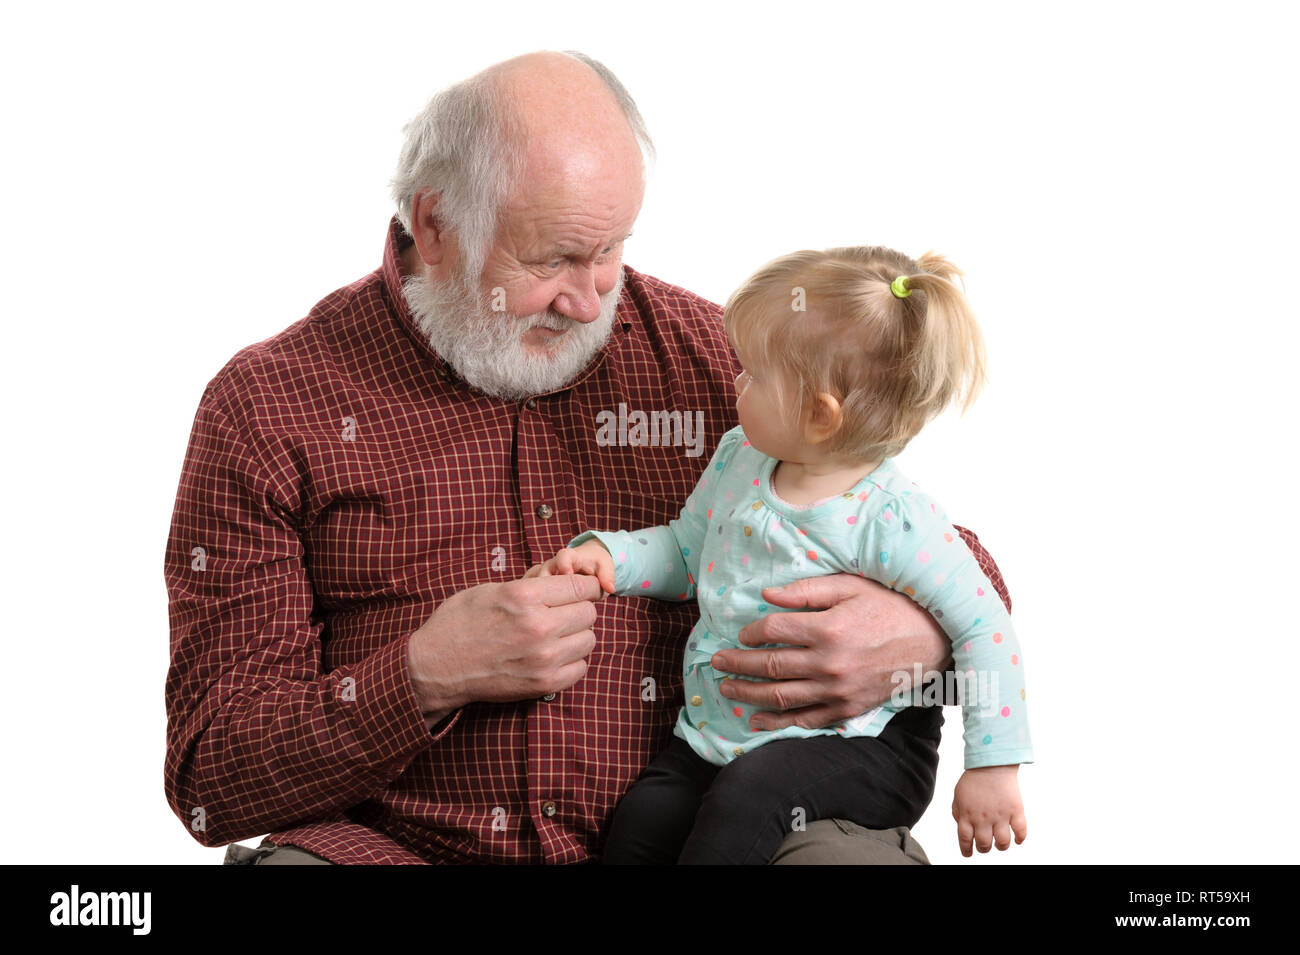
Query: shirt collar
379 215 633 395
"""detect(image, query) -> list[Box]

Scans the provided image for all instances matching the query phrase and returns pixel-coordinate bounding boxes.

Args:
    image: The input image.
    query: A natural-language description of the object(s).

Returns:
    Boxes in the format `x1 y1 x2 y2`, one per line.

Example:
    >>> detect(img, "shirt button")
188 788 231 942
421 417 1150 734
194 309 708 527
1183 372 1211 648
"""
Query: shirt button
542 692 556 701
536 504 553 519
690 695 703 706
525 398 537 409
733 746 745 756
542 801 557 817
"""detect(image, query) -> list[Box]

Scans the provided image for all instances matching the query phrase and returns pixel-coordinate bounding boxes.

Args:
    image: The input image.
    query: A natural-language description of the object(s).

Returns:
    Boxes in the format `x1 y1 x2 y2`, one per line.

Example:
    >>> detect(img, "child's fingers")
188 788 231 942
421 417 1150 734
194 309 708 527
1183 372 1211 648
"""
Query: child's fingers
955 816 974 858
993 821 1012 851
565 550 616 594
570 553 598 576
591 551 616 594
579 564 614 595
1011 809 1028 845
571 554 606 587
973 821 994 854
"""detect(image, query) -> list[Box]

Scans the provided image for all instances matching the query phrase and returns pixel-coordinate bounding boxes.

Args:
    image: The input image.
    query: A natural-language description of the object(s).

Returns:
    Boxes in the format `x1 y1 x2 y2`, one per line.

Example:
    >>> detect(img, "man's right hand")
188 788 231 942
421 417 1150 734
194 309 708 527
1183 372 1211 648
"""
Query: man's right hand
405 575 603 726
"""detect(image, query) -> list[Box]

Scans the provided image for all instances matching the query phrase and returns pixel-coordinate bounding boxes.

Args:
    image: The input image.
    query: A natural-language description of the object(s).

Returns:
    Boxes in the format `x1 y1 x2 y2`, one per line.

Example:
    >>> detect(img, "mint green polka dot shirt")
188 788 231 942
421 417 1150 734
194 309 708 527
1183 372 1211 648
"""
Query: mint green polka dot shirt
569 426 1034 770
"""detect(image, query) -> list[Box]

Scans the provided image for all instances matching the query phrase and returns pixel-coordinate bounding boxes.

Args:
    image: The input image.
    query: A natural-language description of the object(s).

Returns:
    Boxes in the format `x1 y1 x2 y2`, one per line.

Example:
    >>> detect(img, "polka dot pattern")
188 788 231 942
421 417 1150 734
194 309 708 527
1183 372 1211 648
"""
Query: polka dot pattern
564 427 1029 772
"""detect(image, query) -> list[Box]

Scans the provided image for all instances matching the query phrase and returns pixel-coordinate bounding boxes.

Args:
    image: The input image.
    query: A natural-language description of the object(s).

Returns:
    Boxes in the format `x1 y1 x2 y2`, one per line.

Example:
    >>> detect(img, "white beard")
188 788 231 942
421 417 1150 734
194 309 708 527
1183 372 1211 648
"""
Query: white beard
402 266 623 401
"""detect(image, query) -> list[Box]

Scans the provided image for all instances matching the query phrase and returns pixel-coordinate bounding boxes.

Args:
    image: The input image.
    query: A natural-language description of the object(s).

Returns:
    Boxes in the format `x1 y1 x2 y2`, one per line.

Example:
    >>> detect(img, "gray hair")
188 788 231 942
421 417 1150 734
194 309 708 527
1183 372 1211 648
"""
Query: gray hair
389 51 655 281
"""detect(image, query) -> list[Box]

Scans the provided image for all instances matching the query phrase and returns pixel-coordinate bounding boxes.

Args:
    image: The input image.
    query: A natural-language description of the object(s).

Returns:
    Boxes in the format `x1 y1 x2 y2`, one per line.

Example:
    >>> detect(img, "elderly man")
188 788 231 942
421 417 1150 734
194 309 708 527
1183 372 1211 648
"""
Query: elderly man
164 50 1009 865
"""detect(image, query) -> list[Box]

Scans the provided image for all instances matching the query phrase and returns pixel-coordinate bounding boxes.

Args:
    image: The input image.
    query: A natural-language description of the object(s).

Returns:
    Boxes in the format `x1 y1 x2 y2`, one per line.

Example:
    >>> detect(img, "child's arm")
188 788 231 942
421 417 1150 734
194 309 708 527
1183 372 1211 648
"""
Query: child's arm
539 427 748 600
862 494 1033 766
859 491 1032 854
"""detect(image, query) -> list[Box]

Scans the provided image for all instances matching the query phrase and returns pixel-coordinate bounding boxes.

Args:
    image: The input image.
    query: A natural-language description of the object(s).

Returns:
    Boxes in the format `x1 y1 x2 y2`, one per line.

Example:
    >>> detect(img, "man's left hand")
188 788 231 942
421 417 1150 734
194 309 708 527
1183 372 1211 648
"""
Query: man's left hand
710 573 951 731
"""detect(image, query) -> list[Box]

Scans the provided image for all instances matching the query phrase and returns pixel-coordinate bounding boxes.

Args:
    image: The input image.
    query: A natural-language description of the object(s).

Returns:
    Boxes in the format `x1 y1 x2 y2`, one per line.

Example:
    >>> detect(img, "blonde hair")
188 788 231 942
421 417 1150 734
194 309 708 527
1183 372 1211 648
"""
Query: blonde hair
724 246 986 462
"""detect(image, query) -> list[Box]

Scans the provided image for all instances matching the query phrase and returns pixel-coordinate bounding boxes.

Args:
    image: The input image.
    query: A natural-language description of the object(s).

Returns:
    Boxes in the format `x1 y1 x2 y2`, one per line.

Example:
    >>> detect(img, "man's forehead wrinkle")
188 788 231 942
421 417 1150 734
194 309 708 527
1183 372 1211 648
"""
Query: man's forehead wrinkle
500 142 643 258
505 164 631 213
505 207 634 259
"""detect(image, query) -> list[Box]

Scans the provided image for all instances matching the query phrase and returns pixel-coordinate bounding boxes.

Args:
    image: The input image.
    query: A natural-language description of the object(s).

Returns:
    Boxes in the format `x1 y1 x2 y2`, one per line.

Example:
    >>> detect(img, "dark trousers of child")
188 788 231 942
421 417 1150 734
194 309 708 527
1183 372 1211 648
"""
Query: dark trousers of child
601 705 943 865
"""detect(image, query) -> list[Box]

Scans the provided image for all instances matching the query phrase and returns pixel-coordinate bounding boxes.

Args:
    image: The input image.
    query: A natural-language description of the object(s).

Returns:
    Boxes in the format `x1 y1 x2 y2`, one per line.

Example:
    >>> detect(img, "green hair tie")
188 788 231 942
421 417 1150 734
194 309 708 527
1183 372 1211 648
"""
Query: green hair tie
890 276 911 299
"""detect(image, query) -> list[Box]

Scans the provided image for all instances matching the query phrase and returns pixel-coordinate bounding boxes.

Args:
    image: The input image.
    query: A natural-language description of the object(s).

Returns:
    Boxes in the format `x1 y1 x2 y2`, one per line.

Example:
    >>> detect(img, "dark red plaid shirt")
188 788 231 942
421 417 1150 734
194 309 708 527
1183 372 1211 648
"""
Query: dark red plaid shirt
164 217 1009 864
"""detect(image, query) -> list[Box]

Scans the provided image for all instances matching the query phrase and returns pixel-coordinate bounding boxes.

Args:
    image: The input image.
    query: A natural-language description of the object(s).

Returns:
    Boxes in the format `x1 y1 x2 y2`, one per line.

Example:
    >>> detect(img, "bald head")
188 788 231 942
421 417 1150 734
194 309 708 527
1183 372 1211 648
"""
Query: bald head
391 51 652 279
487 51 647 193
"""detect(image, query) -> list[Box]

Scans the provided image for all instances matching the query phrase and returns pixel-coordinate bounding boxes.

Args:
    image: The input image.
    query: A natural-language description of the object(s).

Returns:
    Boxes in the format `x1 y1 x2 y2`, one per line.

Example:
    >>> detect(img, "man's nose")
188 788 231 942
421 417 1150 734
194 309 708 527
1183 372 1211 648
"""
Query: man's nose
553 265 603 323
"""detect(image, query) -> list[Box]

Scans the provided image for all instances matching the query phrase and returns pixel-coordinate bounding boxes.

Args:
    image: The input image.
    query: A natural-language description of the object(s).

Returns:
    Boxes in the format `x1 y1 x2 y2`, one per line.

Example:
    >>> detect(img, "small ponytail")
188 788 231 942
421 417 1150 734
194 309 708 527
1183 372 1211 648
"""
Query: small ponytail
892 252 986 416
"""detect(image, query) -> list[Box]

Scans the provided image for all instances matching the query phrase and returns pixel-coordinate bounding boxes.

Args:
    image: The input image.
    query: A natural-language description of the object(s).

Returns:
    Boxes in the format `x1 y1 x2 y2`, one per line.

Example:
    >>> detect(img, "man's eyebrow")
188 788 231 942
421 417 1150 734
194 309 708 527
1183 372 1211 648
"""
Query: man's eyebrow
539 233 634 260
599 232 634 252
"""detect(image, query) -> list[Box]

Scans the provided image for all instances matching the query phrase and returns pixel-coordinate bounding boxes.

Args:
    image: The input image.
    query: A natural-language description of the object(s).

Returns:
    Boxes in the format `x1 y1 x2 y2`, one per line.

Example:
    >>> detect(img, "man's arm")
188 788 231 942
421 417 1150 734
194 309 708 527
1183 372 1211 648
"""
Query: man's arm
164 389 437 847
708 526 1010 731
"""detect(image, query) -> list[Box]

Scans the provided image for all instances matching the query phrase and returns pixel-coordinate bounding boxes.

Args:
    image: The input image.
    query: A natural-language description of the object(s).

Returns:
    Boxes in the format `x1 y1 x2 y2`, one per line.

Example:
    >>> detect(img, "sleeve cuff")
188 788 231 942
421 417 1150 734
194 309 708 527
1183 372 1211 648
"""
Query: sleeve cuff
964 749 1035 770
332 631 445 767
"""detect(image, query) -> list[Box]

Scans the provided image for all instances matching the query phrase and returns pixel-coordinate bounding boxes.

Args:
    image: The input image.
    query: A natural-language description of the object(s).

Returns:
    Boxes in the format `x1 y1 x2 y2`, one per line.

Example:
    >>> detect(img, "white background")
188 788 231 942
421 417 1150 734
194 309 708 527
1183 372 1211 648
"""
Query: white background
3 0 1296 865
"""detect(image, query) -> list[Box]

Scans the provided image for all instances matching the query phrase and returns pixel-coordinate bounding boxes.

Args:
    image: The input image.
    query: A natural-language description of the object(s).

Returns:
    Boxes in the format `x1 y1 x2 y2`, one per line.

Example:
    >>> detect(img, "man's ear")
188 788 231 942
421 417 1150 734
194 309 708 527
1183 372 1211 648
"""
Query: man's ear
409 189 450 268
803 391 843 445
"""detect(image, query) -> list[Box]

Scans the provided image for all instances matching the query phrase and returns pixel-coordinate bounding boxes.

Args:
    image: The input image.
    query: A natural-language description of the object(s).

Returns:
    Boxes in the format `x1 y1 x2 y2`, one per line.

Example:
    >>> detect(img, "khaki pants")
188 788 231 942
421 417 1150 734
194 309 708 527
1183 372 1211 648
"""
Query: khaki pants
222 820 929 865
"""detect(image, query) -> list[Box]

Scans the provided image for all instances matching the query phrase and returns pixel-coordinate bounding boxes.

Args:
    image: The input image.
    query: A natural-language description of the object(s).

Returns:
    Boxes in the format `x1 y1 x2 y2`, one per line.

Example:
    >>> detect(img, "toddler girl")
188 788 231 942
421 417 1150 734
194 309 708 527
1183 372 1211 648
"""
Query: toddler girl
526 246 1032 863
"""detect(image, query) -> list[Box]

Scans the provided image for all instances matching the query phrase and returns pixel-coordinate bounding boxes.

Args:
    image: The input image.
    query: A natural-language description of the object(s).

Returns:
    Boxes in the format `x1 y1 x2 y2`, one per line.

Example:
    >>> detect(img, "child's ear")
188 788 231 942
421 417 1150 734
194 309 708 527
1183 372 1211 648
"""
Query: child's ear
803 392 843 444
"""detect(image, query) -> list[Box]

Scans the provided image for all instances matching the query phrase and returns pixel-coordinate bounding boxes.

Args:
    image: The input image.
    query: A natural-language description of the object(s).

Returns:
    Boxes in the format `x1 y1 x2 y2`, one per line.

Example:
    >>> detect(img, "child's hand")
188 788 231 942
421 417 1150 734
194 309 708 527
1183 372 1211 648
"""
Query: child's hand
523 540 616 595
951 765 1027 857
